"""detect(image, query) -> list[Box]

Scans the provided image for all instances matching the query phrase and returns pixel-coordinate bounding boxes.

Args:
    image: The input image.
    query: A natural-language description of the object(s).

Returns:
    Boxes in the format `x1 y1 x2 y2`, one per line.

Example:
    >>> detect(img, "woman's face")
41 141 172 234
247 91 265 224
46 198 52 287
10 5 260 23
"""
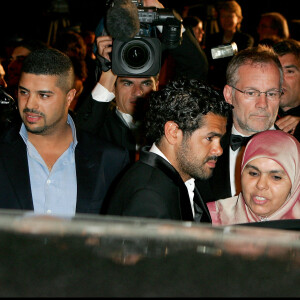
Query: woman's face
219 9 240 32
241 157 292 218
192 21 205 43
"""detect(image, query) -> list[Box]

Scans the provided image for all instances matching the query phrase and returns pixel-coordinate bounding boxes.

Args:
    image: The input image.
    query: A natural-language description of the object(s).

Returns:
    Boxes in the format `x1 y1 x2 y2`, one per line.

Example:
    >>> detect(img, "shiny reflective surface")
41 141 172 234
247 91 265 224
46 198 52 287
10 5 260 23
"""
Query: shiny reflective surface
0 209 299 297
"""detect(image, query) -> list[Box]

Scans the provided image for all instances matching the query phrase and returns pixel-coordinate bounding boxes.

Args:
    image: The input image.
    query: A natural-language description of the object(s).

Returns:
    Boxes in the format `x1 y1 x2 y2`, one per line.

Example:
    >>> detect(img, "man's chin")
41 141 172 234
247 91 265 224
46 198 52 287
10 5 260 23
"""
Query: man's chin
25 125 46 135
195 169 213 180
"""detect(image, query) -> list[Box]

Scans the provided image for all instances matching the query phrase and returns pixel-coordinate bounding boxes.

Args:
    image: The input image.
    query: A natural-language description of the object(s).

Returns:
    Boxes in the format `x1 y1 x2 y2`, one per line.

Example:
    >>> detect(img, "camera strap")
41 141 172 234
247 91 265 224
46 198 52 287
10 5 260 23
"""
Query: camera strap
95 53 112 72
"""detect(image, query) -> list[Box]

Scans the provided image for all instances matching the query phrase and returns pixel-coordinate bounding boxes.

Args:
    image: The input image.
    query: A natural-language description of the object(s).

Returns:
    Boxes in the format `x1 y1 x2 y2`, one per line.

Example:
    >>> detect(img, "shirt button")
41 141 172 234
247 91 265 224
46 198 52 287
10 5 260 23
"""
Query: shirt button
46 210 52 214
47 179 51 184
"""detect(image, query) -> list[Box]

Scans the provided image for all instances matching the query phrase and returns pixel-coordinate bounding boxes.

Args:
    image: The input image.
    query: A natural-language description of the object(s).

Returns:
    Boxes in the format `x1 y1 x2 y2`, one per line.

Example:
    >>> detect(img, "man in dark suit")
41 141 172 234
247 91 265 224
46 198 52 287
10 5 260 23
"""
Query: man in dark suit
196 45 284 203
75 55 159 163
103 78 232 223
273 39 300 142
0 47 129 217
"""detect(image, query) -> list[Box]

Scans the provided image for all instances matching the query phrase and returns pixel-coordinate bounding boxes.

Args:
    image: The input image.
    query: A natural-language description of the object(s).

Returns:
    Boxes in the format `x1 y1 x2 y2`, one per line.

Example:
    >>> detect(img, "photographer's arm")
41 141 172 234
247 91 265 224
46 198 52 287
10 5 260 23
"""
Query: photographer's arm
74 36 117 134
94 35 117 95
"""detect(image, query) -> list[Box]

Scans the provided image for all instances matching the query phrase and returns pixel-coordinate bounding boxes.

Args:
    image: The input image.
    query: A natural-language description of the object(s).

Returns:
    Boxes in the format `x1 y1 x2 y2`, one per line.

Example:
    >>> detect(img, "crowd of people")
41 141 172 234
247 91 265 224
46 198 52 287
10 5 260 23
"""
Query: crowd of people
0 0 299 230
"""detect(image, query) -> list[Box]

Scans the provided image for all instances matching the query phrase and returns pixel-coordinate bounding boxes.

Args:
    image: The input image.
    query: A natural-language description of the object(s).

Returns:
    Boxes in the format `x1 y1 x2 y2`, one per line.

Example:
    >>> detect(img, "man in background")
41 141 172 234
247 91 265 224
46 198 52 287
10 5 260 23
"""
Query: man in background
273 39 300 141
196 45 283 202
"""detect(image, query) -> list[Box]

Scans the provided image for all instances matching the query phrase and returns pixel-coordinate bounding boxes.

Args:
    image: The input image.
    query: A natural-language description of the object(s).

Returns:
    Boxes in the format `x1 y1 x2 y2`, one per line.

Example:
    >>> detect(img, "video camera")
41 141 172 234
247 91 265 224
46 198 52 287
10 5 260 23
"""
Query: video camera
105 0 183 77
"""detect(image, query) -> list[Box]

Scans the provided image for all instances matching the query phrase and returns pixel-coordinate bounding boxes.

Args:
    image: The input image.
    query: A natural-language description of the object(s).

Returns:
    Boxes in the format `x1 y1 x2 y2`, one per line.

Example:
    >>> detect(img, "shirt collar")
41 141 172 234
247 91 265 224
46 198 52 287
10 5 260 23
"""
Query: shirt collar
115 108 135 128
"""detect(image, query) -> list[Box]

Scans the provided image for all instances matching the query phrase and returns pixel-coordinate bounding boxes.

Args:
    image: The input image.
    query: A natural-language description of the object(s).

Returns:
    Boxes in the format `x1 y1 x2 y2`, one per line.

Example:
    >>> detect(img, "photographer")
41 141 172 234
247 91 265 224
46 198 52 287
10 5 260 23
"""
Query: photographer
75 0 208 163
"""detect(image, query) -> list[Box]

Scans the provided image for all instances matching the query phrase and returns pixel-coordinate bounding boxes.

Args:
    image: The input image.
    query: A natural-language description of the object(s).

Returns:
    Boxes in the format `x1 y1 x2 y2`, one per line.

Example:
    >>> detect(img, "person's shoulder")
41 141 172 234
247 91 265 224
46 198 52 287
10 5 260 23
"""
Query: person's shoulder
215 195 239 207
235 31 254 42
0 124 21 144
76 128 128 154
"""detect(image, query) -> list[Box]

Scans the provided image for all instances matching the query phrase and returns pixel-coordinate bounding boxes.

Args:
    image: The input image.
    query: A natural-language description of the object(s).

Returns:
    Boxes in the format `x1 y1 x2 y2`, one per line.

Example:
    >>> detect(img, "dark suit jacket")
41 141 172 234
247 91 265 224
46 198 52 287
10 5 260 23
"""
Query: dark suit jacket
104 147 211 223
75 95 137 163
0 125 130 214
167 28 209 81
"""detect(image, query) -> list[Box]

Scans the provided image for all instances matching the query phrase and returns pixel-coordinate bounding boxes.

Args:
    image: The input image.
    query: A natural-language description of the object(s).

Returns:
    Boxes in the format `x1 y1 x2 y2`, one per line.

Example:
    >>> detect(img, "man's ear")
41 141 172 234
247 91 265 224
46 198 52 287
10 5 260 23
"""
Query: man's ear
223 84 233 105
66 88 77 107
164 121 181 145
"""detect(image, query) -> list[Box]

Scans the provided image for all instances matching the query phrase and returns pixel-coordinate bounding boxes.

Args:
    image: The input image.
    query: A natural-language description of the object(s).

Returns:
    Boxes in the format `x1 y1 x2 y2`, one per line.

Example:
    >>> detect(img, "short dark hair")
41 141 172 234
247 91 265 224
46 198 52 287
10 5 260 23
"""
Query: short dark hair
226 44 283 87
145 78 232 144
14 38 48 52
21 47 75 93
183 16 202 29
273 38 300 61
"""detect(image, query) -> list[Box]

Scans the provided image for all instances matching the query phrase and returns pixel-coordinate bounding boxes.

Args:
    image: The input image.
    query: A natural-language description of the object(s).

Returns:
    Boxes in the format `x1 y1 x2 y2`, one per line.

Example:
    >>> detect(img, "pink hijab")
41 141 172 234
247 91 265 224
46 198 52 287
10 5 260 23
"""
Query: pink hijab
208 130 300 225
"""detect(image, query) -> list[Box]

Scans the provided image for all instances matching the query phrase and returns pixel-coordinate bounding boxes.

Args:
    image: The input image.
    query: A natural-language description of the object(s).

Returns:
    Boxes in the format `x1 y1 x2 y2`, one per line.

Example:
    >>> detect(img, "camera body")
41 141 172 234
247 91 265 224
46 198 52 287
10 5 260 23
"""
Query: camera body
110 0 182 77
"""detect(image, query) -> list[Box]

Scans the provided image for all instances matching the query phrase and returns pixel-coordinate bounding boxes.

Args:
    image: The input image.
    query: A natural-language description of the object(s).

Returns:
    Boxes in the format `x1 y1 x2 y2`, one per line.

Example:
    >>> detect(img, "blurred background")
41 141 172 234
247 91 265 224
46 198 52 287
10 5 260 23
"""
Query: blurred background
1 0 299 47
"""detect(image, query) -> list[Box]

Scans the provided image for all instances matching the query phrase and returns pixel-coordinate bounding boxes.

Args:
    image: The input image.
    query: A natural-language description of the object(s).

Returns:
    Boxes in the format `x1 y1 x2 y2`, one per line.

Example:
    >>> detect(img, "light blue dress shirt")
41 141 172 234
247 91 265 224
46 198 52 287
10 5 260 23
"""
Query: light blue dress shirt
19 115 78 217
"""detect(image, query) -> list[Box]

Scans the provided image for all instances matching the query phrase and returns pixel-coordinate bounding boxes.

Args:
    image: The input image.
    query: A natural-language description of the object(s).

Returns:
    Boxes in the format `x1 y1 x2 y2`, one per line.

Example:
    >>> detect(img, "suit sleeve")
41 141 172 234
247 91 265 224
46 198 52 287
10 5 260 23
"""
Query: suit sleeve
75 93 112 135
107 188 172 219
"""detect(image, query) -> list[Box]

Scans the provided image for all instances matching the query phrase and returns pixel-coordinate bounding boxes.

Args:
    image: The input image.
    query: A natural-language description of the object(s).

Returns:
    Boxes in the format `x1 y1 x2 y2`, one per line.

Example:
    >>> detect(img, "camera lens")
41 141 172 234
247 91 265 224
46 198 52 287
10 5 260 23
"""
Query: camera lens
112 37 161 76
122 40 150 69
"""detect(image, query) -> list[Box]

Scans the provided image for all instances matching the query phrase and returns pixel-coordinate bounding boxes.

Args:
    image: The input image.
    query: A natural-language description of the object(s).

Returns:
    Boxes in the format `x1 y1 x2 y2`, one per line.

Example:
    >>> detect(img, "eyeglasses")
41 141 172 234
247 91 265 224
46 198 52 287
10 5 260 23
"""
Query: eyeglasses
229 85 283 101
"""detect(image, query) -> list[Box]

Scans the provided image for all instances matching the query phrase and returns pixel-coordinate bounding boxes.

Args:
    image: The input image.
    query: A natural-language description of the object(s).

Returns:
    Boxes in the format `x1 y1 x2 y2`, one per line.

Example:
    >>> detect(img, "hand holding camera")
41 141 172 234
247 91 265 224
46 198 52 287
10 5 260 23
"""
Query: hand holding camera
96 35 113 62
104 0 183 77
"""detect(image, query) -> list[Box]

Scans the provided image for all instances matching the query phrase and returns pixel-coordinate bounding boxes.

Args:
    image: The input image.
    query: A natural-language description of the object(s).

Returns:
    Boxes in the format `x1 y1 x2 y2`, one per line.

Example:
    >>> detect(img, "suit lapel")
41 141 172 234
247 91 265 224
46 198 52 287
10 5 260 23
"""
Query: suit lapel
140 147 194 221
194 186 212 223
210 130 232 199
1 129 33 209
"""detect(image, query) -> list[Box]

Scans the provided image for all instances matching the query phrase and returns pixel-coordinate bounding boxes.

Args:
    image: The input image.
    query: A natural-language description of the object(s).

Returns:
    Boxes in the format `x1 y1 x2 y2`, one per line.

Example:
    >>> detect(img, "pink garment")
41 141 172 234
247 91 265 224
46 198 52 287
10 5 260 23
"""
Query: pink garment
208 130 300 225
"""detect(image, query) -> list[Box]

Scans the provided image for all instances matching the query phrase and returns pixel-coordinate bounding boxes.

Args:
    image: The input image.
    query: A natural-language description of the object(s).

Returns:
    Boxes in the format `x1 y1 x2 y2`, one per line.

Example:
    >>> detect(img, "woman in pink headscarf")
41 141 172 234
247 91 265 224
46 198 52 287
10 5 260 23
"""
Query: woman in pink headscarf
208 130 300 225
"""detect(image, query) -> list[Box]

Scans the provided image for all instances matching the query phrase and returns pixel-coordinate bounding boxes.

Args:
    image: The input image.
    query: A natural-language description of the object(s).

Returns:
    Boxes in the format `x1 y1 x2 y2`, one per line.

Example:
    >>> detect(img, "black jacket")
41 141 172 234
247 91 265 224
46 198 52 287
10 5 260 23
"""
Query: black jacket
104 146 211 223
0 124 130 214
75 95 138 163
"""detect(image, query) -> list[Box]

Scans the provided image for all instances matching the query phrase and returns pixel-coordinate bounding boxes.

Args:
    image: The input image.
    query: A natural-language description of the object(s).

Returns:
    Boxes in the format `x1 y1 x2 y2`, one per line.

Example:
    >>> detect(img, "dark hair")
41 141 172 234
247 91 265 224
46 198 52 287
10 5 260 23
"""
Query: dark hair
145 78 232 144
226 44 283 87
183 16 202 29
21 47 75 93
54 31 87 60
273 38 300 61
14 38 48 52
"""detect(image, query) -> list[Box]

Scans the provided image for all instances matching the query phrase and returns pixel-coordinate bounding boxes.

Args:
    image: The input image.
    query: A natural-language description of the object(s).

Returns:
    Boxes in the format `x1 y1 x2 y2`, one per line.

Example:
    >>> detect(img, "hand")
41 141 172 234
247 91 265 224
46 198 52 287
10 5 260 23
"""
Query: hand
143 0 164 8
95 36 116 91
95 35 113 62
275 115 300 135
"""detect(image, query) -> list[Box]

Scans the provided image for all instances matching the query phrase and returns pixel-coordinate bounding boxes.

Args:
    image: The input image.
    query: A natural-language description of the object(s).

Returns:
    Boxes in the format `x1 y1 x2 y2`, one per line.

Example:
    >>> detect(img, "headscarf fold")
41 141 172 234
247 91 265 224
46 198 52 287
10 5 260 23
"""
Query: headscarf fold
208 130 300 225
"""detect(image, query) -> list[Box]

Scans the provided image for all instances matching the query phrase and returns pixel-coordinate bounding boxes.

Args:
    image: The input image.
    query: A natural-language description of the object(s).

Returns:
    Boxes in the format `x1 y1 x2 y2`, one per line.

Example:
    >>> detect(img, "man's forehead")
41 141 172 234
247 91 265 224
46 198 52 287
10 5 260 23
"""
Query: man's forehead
118 77 155 83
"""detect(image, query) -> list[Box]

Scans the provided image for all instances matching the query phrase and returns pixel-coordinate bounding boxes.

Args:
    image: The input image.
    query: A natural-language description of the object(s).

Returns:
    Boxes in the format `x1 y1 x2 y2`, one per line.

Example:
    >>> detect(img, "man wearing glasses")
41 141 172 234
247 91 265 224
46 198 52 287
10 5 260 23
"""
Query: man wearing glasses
196 44 283 203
